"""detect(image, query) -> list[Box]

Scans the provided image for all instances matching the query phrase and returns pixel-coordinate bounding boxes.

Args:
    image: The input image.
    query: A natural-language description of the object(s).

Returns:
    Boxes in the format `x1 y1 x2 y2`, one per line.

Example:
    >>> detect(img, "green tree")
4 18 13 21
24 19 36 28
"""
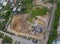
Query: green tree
3 36 13 44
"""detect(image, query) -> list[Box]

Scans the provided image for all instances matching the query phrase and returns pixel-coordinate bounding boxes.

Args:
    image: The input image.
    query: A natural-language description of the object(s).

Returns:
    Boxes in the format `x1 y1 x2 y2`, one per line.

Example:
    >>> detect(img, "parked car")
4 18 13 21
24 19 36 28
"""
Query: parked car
32 39 38 43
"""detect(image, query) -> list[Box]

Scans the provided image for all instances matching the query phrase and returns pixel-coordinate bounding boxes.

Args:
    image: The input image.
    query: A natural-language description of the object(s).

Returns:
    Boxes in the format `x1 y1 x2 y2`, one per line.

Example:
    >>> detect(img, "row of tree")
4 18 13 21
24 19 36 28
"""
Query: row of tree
47 0 60 44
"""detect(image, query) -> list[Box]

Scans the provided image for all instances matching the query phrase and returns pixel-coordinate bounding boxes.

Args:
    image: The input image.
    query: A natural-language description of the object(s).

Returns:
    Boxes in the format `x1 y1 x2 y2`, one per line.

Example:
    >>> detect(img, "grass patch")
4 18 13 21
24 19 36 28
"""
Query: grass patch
31 7 48 18
28 7 48 22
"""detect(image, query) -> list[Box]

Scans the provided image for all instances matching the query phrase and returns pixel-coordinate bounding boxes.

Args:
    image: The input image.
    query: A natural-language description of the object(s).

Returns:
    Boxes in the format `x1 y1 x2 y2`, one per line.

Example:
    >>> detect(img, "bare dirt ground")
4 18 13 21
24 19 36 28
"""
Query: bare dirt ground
7 14 49 40
10 14 29 33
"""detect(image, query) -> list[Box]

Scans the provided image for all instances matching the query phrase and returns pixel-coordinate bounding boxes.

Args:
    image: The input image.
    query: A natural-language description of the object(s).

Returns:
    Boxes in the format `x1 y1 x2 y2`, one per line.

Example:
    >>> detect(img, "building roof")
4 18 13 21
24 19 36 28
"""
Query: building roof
52 40 60 44
0 6 2 10
2 2 7 6
56 41 60 44
13 7 16 11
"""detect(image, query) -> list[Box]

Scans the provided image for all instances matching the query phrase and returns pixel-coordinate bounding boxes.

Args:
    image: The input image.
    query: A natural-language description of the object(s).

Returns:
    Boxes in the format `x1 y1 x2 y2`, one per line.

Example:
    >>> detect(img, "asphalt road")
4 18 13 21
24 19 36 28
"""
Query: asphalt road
39 1 57 44
0 0 57 44
0 30 40 44
45 1 57 44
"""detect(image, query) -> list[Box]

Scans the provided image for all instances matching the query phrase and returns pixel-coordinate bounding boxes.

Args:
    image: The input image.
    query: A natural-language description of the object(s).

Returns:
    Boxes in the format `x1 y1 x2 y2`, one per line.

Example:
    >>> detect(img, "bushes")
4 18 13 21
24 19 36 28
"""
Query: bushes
4 9 12 23
0 33 4 38
21 0 33 14
47 28 57 44
47 0 54 3
2 36 13 44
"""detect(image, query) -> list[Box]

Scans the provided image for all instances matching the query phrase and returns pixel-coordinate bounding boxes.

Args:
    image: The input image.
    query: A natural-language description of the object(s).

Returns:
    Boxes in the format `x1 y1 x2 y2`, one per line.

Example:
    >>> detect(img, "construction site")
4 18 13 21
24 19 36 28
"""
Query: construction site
7 0 51 40
7 13 50 40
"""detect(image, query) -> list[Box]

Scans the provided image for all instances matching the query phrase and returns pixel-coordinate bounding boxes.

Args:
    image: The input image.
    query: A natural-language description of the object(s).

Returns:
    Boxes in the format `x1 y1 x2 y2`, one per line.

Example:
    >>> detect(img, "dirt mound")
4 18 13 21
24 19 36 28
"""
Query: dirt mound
10 15 28 32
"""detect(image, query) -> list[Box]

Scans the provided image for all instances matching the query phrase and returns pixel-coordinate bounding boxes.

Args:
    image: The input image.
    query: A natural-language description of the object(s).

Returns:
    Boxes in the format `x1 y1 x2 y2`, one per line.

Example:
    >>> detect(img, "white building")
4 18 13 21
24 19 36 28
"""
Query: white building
52 37 60 44
0 0 8 6
2 2 7 6
13 7 16 12
0 6 2 10
17 6 21 11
